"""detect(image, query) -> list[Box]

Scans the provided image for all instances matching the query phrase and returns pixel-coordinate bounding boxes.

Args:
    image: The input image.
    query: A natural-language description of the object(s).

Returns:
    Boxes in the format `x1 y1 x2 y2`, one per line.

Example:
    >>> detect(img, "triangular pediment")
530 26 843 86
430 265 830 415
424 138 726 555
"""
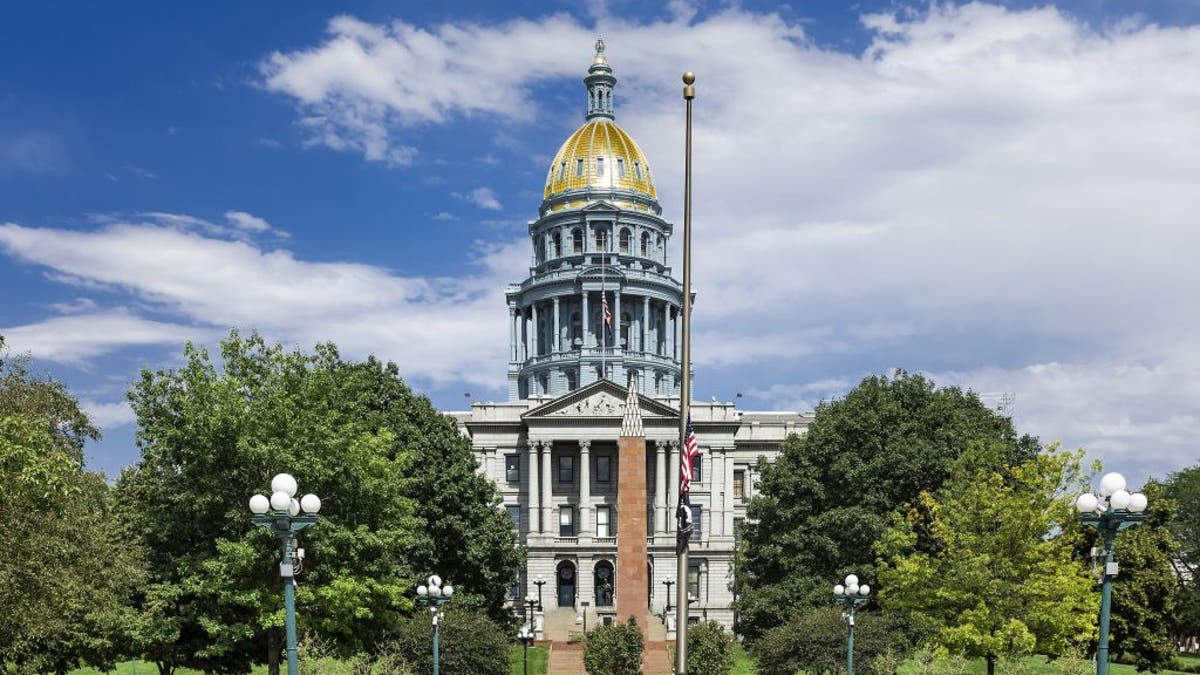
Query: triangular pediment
524 379 678 420
581 200 619 212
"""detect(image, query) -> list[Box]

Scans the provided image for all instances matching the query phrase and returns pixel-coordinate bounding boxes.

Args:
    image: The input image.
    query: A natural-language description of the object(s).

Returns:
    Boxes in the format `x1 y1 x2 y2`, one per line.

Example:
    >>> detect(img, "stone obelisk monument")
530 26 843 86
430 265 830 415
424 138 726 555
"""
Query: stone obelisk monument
616 377 649 635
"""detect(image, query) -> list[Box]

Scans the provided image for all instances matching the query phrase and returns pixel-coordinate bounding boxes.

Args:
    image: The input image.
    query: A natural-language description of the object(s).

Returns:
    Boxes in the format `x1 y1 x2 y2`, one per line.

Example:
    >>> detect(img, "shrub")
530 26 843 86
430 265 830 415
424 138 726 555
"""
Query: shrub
687 621 736 675
751 606 912 675
584 617 644 675
390 606 509 675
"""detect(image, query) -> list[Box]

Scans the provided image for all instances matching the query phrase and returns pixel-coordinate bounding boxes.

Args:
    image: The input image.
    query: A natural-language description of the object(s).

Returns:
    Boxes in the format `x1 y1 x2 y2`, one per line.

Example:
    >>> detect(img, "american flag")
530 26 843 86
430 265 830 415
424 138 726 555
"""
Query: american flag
680 415 699 494
602 292 612 326
676 415 700 553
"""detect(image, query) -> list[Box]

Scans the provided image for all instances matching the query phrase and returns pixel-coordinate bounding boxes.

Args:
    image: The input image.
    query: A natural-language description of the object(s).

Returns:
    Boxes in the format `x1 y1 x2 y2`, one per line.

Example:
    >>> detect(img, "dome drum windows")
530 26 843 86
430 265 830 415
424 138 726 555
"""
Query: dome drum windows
634 162 642 180
575 159 585 177
616 158 625 177
619 228 631 254
572 227 583 253
640 232 650 257
595 156 605 178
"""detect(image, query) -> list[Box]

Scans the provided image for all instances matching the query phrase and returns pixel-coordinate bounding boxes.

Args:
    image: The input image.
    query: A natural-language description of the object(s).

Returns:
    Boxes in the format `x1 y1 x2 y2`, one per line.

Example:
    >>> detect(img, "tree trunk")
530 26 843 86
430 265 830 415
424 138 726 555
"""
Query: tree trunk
987 654 996 675
268 630 281 675
156 662 174 675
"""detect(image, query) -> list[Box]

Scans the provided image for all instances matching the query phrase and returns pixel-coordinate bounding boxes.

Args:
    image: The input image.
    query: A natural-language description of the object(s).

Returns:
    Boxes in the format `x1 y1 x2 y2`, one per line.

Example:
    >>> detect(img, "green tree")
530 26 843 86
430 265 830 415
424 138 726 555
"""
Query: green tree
115 332 520 675
1165 465 1200 644
388 606 508 675
584 618 644 675
751 606 910 675
875 442 1096 675
687 621 736 675
738 371 1039 641
0 346 145 674
1093 480 1179 672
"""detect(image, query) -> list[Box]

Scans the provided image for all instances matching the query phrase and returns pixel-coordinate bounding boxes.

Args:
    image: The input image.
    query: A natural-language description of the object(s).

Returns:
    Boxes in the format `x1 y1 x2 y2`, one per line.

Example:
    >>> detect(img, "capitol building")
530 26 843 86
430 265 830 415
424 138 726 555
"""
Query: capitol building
451 42 810 640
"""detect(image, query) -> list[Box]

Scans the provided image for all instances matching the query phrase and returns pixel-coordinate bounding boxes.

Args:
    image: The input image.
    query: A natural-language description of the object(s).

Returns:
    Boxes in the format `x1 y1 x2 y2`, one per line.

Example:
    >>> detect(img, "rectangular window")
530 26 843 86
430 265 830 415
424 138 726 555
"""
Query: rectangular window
575 158 585 177
634 162 643 180
733 517 744 544
596 455 612 483
691 456 702 483
559 505 575 536
508 571 520 600
616 158 625 177
507 505 521 533
559 455 574 483
558 162 567 180
506 454 520 483
690 505 702 542
596 506 611 537
687 562 701 599
595 157 605 177
733 470 745 500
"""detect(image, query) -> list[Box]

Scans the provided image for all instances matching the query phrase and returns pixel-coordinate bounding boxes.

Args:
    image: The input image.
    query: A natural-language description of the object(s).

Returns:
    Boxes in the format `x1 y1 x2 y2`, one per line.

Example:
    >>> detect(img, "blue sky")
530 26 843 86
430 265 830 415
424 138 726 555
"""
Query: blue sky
3 1 1200 482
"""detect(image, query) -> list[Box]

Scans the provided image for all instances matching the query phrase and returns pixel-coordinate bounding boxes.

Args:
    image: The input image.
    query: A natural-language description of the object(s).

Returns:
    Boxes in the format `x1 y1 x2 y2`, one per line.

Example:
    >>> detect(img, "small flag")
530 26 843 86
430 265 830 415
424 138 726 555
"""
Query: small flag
602 292 612 326
676 415 700 553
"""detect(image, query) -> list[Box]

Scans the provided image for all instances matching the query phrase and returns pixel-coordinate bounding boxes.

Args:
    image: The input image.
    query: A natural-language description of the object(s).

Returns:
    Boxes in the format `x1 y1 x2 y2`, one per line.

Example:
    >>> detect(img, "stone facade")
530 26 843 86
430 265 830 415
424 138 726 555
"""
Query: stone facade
447 42 812 640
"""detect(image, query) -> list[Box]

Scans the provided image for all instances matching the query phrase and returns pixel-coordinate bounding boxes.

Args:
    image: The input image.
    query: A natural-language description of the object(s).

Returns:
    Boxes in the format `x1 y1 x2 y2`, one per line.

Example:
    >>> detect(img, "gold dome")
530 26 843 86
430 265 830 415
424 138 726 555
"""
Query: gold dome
543 118 656 204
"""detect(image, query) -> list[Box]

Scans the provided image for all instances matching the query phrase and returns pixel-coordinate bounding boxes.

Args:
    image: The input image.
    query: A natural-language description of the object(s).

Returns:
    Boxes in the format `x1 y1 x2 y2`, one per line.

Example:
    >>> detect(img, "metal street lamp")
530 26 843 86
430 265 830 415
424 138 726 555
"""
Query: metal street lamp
833 574 871 675
416 575 454 675
1076 472 1148 675
577 600 591 634
249 473 322 675
522 595 539 638
517 625 535 675
534 576 547 611
663 579 675 613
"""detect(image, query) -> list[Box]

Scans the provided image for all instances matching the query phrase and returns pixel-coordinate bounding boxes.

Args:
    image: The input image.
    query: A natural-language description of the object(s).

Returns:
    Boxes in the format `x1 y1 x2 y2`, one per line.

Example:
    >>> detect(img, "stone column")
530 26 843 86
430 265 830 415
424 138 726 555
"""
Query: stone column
655 440 668 534
667 439 679 532
724 448 735 538
509 306 518 362
552 297 561 353
614 288 622 350
662 304 670 356
579 440 591 539
528 440 540 533
642 296 649 353
531 302 539 358
582 291 591 348
541 440 553 537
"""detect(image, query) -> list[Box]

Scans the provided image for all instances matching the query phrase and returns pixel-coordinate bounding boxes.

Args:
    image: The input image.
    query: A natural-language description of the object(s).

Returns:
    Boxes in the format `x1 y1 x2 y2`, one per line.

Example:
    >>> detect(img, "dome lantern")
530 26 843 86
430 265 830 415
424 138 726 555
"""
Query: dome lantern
585 38 616 121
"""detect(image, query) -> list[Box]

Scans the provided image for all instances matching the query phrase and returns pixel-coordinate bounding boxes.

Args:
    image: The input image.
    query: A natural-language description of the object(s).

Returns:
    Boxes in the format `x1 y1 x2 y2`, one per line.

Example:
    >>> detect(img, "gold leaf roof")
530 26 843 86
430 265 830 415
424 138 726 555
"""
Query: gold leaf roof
543 118 656 202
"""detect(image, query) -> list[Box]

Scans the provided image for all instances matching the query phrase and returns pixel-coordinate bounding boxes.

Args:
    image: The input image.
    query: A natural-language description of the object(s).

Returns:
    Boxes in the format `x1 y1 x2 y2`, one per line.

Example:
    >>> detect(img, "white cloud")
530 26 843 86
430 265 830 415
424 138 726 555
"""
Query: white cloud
224 210 271 232
0 219 528 386
0 309 206 364
467 187 503 211
80 399 136 429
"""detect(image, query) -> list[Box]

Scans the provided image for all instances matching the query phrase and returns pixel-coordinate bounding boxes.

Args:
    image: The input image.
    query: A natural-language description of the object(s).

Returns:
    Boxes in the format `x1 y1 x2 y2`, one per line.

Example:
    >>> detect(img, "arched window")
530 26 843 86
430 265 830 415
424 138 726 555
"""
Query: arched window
557 560 577 607
572 228 583 253
619 228 631 253
656 318 665 355
595 226 608 252
594 561 615 607
620 312 631 348
640 232 650 257
658 236 666 262
552 232 562 257
570 311 582 349
566 368 578 390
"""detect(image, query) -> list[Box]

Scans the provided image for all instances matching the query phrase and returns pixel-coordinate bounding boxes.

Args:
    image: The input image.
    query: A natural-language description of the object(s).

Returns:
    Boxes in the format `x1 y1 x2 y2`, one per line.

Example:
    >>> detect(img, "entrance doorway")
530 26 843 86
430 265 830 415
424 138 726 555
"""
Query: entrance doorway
557 560 577 607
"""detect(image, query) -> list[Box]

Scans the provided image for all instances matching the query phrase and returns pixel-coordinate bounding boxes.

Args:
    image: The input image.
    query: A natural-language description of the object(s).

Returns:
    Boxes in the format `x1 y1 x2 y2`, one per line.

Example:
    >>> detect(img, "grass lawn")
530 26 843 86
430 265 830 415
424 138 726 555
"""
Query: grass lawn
509 644 549 675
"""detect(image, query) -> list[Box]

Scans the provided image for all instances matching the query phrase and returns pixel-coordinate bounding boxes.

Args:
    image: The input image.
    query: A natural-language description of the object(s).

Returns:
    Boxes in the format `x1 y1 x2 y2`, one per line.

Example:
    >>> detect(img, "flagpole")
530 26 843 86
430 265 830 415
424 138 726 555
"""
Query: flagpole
674 70 695 675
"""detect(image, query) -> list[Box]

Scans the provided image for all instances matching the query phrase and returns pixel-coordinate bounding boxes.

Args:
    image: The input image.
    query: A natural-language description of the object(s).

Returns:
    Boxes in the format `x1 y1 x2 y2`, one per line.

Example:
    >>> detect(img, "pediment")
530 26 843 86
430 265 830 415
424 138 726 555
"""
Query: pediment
581 200 619 212
524 379 678 420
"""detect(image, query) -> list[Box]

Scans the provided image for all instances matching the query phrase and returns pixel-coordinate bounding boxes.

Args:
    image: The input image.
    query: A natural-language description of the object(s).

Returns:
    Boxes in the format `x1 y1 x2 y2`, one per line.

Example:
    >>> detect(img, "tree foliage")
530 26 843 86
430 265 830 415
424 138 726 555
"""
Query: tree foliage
738 371 1039 641
1096 480 1180 672
1165 465 1200 644
751 606 910 675
388 607 508 675
115 331 520 674
687 621 736 675
0 346 144 674
875 442 1095 673
584 617 644 675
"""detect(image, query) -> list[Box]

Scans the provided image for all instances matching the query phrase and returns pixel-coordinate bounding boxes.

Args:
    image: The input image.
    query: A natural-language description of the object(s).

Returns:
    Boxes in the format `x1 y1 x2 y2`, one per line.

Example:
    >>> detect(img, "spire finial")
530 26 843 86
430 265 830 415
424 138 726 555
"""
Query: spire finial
595 37 605 55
